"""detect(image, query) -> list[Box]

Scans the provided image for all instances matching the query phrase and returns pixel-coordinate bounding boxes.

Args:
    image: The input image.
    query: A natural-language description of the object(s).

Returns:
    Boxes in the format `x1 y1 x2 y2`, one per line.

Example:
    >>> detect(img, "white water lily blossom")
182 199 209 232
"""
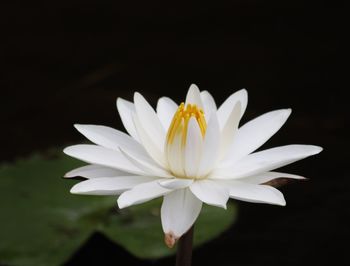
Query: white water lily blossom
64 84 322 247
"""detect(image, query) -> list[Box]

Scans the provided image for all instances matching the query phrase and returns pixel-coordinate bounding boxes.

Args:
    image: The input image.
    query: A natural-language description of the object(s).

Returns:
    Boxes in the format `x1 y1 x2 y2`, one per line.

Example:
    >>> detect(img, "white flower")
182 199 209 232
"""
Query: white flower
64 84 322 247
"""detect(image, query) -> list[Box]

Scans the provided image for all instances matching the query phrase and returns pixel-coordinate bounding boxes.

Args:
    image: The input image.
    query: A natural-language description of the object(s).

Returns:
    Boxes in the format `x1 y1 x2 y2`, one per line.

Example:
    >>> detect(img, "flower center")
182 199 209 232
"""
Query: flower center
166 103 207 145
165 103 207 178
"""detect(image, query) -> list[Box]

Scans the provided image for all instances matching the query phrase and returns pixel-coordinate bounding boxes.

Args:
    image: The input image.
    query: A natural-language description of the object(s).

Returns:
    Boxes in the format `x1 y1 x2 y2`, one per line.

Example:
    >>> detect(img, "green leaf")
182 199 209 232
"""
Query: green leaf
0 152 114 266
99 200 237 259
0 151 237 265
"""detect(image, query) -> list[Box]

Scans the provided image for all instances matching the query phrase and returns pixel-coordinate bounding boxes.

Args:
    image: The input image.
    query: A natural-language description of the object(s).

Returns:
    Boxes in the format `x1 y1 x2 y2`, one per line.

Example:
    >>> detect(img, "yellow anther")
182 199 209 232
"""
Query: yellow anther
166 102 207 146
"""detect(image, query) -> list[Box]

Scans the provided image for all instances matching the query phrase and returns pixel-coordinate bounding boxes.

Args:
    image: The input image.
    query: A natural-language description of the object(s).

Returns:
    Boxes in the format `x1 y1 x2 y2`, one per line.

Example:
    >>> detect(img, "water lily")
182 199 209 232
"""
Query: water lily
64 84 322 247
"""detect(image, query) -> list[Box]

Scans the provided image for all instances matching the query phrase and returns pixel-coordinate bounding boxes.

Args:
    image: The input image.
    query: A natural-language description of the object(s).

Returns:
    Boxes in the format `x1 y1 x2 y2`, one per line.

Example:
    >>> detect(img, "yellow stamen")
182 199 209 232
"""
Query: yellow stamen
166 102 207 146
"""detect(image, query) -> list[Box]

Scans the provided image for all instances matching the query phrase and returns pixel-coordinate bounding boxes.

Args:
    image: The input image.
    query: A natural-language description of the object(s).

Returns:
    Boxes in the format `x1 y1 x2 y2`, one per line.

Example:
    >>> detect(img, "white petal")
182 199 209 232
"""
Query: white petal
219 102 241 159
157 97 178 131
63 144 146 175
119 147 173 178
184 117 203 178
158 179 193 189
217 89 247 129
134 92 166 153
64 164 130 179
218 180 286 206
74 124 158 171
116 98 140 141
70 176 156 195
132 114 168 167
161 188 202 239
185 84 204 109
190 179 229 209
200 90 217 115
197 113 220 177
117 180 171 208
165 118 185 177
74 124 147 155
222 109 292 165
212 145 323 179
241 171 305 184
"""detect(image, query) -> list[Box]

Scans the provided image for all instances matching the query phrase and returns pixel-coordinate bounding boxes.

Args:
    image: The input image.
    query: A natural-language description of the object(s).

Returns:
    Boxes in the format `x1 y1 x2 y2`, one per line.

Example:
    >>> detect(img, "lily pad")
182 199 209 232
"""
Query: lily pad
0 151 237 266
99 199 237 259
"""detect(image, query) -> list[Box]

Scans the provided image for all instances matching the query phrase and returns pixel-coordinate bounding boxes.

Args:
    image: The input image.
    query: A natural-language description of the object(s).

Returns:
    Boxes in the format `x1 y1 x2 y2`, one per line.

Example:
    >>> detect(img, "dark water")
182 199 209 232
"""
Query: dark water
1 1 347 265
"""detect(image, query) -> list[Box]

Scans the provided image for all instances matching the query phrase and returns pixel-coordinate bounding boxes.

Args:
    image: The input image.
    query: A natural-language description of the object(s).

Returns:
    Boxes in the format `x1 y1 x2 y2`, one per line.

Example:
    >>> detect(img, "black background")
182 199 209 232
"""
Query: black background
1 1 347 265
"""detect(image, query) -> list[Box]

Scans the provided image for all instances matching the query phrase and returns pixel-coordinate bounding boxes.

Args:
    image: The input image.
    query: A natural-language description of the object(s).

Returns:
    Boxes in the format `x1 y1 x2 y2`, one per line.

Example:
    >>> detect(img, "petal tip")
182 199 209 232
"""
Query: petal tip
307 145 323 155
70 185 81 194
240 88 248 94
157 179 166 188
116 97 125 106
63 145 79 156
62 146 71 155
236 88 248 99
277 195 287 206
315 146 323 154
73 123 85 132
187 84 201 95
285 108 292 115
63 172 73 178
293 175 307 180
189 83 199 89
116 97 126 110
164 232 178 248
117 197 128 209
133 91 143 101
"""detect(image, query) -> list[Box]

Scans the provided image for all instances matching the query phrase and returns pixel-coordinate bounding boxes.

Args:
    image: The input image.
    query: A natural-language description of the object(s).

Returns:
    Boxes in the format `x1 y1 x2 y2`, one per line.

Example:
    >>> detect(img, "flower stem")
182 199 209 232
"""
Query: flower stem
176 225 194 266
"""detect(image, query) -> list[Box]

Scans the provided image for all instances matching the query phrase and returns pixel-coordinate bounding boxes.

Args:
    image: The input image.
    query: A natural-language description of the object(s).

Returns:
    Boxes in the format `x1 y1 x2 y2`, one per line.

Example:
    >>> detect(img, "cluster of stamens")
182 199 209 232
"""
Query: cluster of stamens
165 103 207 178
166 103 207 146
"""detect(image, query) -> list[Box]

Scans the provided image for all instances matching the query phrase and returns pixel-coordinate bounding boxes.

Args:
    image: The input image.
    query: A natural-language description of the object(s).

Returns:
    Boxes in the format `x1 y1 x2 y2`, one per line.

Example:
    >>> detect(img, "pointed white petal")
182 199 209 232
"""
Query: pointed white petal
134 92 166 153
157 97 178 131
158 179 193 189
197 113 220 177
74 124 147 155
218 180 286 206
217 89 247 129
63 144 146 175
190 180 229 209
185 84 204 109
184 117 203 178
119 147 173 178
132 114 168 167
165 118 185 177
219 102 241 159
117 180 171 208
161 188 202 239
212 145 323 179
200 90 217 115
222 109 292 165
64 164 130 179
70 176 156 195
74 124 159 172
241 171 305 184
116 98 140 141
